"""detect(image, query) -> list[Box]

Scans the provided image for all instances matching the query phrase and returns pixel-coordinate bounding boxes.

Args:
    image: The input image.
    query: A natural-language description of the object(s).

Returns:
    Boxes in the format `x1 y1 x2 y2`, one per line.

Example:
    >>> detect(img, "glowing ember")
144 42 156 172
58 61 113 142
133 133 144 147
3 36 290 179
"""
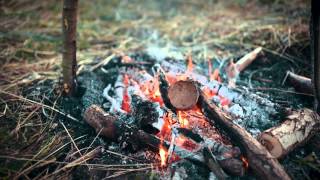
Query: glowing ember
121 55 134 63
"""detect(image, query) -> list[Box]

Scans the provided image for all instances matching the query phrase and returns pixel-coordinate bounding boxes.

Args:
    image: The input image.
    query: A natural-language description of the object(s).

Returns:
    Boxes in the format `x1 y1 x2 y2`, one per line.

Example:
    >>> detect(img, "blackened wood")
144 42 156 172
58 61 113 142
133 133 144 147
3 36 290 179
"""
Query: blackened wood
84 105 244 176
286 71 313 95
62 0 78 95
311 0 320 112
157 67 176 112
198 92 291 180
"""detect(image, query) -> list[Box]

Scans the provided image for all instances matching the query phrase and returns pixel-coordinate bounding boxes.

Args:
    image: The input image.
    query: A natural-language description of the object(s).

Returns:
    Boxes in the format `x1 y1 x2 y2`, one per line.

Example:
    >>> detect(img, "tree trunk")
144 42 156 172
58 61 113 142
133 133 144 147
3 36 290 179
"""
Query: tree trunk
258 108 320 158
311 0 320 112
62 0 78 95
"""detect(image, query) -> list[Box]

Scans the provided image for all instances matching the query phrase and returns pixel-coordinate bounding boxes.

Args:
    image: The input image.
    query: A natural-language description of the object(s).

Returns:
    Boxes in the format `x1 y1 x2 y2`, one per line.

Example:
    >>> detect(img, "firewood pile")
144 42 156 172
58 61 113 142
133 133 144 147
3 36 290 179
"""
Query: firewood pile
80 48 320 179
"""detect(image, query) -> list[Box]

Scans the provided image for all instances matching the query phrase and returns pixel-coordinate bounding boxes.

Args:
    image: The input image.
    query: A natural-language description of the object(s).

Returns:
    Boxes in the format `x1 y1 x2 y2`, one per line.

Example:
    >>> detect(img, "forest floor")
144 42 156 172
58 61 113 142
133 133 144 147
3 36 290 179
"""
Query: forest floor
0 0 315 179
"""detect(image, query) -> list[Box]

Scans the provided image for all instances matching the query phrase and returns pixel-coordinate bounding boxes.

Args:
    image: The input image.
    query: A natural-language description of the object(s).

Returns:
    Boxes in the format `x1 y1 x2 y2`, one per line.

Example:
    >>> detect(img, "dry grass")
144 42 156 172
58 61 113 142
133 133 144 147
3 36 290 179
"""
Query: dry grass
0 0 312 179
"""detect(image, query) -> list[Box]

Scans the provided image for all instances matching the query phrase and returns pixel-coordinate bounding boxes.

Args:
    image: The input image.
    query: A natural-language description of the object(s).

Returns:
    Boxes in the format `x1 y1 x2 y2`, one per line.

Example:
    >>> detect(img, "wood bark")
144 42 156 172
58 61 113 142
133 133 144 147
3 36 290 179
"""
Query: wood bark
258 108 320 158
311 0 320 112
168 80 199 110
84 105 244 176
197 91 291 180
285 71 313 95
62 0 78 95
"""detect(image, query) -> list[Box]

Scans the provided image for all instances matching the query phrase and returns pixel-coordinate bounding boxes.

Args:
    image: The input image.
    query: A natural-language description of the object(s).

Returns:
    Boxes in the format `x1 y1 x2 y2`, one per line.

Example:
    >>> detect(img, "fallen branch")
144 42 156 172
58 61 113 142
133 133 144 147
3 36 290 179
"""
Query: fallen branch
285 71 313 95
83 105 244 176
258 108 320 158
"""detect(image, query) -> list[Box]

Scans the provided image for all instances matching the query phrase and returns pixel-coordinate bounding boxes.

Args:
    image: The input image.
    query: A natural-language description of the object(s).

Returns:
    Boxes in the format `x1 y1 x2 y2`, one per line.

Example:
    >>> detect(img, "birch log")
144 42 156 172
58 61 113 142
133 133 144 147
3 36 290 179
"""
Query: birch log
258 108 320 158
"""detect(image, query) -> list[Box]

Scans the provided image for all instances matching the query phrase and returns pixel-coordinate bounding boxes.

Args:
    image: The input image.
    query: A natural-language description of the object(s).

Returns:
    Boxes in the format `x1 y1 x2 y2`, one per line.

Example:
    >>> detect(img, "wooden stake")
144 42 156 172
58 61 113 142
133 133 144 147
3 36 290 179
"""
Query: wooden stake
62 0 78 95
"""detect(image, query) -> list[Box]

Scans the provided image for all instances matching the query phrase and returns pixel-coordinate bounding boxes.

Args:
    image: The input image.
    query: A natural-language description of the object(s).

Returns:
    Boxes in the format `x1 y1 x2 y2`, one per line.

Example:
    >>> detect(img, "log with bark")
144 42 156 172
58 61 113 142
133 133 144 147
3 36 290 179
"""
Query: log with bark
165 80 291 179
285 71 313 95
84 105 245 177
258 108 320 158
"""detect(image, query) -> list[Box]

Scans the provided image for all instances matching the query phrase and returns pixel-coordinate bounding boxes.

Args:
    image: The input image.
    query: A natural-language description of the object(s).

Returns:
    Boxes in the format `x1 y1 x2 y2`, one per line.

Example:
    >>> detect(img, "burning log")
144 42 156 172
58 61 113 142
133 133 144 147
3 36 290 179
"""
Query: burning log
168 80 199 110
84 105 245 177
258 108 320 158
164 79 290 179
197 91 291 180
285 71 313 95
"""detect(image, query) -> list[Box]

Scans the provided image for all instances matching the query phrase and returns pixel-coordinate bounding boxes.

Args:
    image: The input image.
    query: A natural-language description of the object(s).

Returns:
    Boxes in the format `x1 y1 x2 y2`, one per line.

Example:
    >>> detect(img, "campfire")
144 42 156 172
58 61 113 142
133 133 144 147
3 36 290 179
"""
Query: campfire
82 48 320 179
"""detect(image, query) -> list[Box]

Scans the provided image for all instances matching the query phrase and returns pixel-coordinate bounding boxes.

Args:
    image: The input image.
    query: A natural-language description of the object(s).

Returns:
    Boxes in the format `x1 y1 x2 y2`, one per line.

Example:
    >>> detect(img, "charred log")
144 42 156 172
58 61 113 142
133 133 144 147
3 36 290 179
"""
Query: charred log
155 65 176 112
84 105 244 176
258 108 320 158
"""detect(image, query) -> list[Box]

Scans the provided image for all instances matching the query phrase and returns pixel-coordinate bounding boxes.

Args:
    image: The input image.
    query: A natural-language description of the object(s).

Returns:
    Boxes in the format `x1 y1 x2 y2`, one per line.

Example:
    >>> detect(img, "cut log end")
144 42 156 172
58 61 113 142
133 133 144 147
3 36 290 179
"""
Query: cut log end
258 108 320 158
259 133 283 159
168 80 199 110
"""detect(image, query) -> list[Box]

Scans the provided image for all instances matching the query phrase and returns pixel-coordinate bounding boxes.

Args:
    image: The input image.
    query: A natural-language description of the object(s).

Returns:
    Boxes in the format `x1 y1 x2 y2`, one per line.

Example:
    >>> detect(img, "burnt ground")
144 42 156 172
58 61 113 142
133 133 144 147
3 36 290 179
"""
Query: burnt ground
0 0 319 179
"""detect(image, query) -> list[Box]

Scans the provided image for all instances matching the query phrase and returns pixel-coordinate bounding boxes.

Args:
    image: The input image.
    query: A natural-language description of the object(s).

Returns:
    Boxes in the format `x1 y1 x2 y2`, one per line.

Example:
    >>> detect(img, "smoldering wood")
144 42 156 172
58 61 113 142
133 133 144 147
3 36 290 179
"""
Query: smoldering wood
62 0 78 95
168 80 199 110
197 91 291 180
258 108 320 158
84 105 245 176
285 71 313 95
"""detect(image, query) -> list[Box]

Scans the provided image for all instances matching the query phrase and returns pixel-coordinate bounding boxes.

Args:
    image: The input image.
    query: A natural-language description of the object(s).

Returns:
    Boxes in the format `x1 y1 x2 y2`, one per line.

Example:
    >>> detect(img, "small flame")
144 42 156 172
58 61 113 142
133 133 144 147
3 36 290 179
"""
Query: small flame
177 111 189 128
241 156 249 169
186 55 193 73
121 74 131 113
159 140 168 167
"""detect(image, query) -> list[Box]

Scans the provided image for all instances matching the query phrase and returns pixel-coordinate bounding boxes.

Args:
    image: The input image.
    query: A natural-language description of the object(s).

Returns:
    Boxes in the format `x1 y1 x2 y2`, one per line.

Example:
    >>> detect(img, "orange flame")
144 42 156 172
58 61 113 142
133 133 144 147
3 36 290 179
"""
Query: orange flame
187 55 193 73
177 111 189 128
121 74 131 113
241 156 249 169
159 143 168 167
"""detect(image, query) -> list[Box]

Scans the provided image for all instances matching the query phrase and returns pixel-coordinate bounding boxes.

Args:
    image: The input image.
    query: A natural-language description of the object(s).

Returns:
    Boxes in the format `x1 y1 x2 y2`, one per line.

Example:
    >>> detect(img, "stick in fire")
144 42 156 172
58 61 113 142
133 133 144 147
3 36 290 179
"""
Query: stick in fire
84 105 245 177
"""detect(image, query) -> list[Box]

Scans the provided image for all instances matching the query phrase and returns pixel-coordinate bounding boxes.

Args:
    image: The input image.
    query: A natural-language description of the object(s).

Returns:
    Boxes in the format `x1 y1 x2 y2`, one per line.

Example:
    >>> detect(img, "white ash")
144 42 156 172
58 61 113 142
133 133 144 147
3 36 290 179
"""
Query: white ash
228 104 244 118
